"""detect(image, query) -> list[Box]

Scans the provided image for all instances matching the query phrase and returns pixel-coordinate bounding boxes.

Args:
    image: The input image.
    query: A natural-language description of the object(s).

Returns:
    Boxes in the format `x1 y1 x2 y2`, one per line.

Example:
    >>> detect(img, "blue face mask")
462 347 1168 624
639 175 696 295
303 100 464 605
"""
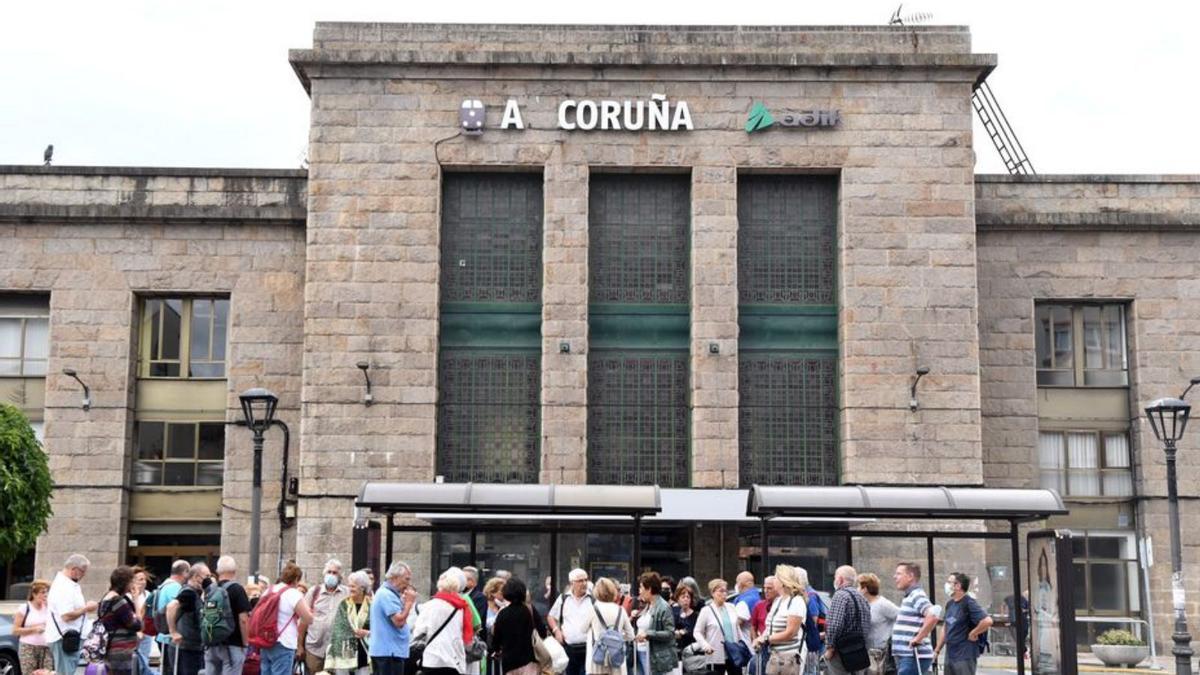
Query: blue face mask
325 574 339 589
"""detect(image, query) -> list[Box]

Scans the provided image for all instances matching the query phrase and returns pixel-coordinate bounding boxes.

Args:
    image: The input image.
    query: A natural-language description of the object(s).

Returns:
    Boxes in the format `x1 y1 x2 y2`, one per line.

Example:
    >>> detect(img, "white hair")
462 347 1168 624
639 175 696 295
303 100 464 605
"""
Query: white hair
568 568 588 582
216 556 237 575
64 554 90 570
348 571 371 591
324 558 344 574
386 561 411 579
171 560 191 576
437 567 464 593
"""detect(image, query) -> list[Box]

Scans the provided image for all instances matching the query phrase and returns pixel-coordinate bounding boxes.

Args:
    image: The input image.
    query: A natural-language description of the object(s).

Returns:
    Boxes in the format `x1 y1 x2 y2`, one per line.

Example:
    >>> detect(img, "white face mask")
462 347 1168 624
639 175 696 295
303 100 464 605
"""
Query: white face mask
944 583 955 597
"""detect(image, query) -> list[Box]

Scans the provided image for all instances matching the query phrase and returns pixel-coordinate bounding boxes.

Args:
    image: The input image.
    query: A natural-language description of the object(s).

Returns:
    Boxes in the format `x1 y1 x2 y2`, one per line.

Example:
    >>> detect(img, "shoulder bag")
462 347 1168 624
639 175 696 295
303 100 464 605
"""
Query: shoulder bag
831 590 870 672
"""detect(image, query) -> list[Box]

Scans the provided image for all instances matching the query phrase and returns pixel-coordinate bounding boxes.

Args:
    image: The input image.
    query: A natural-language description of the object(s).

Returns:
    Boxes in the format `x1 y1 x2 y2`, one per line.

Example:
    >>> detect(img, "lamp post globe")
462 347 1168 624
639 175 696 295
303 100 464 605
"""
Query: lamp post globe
238 387 278 581
1144 396 1193 675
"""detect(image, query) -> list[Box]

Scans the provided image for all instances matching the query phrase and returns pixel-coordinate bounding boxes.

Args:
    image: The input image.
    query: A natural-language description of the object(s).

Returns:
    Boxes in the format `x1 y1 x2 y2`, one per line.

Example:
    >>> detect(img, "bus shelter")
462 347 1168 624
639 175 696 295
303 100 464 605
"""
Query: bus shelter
357 482 1066 675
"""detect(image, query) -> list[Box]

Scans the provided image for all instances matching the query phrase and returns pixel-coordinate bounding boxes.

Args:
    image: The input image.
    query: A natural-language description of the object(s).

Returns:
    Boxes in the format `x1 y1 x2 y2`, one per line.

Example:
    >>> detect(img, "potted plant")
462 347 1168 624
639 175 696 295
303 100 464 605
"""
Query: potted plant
1092 629 1149 668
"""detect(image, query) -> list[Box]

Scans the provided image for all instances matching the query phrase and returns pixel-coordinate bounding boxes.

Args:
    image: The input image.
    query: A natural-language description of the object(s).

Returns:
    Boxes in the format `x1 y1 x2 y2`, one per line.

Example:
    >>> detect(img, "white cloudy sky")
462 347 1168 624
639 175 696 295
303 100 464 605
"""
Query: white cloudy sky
1 0 1196 174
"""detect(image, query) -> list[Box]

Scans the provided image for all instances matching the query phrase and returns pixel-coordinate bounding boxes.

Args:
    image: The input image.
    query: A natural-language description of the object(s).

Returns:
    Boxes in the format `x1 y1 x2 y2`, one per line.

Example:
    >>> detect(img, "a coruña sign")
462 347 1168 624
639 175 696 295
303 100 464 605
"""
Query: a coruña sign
460 94 695 133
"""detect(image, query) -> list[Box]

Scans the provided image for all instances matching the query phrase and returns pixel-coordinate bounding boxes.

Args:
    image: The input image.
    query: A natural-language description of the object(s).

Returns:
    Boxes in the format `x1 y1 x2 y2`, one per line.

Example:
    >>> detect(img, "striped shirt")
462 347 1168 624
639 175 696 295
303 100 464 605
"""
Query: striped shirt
891 586 934 658
765 595 807 654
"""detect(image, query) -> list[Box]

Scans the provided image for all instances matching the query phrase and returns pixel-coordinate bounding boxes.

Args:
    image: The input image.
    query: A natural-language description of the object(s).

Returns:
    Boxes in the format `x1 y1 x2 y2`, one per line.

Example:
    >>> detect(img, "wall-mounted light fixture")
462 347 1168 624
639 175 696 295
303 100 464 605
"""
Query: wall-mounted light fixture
709 342 720 355
356 361 373 406
1180 376 1200 400
62 368 91 410
909 366 930 412
559 341 571 354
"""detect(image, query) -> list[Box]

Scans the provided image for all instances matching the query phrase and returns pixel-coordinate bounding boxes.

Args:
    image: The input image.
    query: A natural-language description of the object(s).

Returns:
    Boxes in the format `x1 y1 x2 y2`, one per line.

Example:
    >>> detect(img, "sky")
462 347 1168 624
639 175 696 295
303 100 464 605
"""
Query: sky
1 0 1197 175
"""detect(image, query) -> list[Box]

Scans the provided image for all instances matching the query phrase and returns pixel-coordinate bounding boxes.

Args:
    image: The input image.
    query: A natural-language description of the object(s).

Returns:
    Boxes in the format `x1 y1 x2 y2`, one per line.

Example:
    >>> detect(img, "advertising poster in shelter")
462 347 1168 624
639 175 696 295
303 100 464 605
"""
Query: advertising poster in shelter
1029 530 1077 675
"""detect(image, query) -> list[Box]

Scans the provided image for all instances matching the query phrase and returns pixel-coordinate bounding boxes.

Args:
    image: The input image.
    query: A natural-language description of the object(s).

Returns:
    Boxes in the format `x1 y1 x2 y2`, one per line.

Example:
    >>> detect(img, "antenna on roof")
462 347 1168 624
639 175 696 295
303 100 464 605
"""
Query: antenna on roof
889 4 933 26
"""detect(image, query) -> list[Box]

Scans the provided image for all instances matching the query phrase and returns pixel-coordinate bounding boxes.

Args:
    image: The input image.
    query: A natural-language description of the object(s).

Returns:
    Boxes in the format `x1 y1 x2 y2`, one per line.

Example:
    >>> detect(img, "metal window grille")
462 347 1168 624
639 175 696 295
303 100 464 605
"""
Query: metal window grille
738 353 838 487
737 175 837 305
589 174 690 305
441 173 543 303
437 350 541 483
586 351 690 487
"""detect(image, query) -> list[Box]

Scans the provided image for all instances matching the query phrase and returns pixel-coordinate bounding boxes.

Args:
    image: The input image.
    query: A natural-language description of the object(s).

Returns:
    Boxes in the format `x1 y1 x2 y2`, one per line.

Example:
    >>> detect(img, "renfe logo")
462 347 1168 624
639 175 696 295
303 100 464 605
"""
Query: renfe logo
746 102 840 133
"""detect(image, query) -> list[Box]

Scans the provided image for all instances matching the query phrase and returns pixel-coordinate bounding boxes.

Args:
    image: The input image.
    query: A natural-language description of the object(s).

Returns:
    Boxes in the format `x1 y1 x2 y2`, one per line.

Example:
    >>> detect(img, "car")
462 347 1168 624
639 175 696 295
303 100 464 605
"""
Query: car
0 611 21 675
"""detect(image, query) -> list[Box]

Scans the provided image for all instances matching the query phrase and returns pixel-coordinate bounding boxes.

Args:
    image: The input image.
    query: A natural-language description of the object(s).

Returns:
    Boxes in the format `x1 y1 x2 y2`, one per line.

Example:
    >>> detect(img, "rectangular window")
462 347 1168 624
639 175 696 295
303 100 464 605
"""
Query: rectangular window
134 421 225 486
1069 532 1142 645
437 172 543 483
0 295 50 377
1038 430 1132 497
587 173 691 487
140 297 229 379
737 175 839 487
1036 303 1128 387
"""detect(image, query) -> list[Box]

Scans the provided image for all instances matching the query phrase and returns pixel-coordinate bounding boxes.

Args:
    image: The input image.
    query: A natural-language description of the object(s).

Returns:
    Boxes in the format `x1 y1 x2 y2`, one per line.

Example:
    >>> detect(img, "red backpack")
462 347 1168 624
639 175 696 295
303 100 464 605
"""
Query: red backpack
247 585 297 649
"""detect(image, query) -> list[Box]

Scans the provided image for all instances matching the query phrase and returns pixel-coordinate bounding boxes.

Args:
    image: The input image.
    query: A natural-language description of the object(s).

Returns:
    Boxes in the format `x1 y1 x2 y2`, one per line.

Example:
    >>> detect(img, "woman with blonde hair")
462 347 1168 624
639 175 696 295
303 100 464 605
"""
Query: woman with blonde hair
692 579 750 675
325 570 373 675
585 577 635 675
751 566 807 675
13 579 53 675
413 567 473 675
483 577 507 634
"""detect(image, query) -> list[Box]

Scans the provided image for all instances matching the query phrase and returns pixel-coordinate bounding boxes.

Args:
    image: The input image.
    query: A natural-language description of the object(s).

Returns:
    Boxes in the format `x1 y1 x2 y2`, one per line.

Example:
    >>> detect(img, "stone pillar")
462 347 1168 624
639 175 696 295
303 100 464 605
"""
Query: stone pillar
541 159 588 485
691 166 740 488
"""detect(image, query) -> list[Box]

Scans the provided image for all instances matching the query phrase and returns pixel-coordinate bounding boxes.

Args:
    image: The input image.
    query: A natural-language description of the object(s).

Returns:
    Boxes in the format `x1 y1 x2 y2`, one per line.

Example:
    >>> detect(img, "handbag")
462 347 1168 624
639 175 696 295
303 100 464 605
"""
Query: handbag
879 640 898 675
707 606 751 668
680 643 708 673
53 610 84 653
541 633 570 673
832 591 870 672
466 634 488 662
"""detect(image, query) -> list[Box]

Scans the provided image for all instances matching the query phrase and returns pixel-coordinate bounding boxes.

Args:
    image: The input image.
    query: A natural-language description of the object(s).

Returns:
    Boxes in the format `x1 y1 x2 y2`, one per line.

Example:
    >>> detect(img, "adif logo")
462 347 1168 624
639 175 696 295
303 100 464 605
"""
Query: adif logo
745 102 775 133
460 99 485 135
746 101 840 133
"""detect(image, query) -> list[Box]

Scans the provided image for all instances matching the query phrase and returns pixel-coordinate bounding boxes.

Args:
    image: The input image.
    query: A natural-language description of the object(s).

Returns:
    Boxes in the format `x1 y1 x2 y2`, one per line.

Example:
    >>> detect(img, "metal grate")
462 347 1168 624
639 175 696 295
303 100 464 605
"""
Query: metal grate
441 172 543 303
737 175 837 305
437 350 541 483
738 353 838 487
589 174 690 305
587 351 690 487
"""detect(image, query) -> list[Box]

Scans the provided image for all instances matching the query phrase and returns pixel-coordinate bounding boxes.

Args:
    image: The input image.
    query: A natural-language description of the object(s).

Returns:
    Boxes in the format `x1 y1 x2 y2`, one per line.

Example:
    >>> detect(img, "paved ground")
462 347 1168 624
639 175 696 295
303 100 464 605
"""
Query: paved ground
975 654 1178 674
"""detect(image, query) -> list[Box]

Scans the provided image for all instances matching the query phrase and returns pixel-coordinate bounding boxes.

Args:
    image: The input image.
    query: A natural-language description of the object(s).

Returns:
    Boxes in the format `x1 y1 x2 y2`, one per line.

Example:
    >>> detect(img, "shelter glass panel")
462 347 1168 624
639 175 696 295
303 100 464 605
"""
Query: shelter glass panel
587 351 690 487
440 172 543 303
737 175 837 306
437 350 541 483
738 528 847 593
738 353 838 486
588 174 690 305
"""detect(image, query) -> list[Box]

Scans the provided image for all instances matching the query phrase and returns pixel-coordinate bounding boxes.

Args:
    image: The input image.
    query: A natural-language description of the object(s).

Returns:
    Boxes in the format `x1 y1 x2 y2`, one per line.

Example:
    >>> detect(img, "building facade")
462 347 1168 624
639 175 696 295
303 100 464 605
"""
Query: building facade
1 23 1198 650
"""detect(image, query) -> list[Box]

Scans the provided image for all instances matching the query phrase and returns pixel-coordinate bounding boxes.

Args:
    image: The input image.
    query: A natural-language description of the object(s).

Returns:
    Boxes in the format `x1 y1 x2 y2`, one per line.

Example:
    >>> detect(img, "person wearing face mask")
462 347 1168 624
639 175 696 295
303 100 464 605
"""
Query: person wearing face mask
932 574 992 675
298 558 351 675
168 563 213 675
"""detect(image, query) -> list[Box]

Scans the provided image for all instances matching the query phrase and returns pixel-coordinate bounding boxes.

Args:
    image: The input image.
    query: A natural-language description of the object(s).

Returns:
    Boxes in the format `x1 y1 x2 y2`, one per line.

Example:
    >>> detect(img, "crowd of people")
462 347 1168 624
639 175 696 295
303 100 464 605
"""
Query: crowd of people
10 554 995 675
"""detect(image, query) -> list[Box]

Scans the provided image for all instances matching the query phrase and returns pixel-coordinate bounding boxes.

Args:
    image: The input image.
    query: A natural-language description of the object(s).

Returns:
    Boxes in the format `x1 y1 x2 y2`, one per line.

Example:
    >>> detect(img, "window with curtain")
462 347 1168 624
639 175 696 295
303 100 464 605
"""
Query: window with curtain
0 295 50 377
1039 430 1132 497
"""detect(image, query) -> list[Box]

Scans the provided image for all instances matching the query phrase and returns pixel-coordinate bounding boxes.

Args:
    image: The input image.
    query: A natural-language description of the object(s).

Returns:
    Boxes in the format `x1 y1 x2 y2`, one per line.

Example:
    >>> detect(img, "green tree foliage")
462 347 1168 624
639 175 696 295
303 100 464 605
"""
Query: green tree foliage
0 403 52 562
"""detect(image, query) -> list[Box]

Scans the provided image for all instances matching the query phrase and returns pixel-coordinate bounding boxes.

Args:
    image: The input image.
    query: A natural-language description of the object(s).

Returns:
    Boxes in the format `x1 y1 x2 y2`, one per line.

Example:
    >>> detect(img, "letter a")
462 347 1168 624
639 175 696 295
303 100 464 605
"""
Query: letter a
501 100 525 130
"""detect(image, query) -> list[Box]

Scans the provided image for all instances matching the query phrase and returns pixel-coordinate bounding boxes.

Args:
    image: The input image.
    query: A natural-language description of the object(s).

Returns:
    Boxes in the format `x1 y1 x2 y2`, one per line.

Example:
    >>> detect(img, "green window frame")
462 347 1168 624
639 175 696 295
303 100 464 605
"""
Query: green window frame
139 297 229 379
134 420 225 487
1035 303 1128 387
437 172 543 483
736 175 839 487
587 173 691 487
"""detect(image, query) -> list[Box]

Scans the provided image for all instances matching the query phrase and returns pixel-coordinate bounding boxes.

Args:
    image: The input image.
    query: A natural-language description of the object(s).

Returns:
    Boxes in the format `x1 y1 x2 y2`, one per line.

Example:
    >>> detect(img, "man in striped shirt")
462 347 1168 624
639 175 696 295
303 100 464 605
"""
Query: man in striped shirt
890 563 939 675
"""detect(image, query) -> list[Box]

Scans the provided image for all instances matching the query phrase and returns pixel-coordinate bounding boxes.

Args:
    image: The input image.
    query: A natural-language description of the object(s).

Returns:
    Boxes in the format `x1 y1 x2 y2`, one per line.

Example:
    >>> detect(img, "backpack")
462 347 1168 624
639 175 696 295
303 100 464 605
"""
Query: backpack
81 597 123 663
590 604 626 669
201 581 237 647
247 585 297 649
803 590 827 652
142 590 159 637
152 581 179 638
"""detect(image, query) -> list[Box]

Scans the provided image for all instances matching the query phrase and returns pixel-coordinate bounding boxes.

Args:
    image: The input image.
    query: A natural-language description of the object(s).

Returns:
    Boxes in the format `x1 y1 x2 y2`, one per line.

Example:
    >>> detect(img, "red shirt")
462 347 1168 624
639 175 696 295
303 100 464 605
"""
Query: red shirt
751 598 770 635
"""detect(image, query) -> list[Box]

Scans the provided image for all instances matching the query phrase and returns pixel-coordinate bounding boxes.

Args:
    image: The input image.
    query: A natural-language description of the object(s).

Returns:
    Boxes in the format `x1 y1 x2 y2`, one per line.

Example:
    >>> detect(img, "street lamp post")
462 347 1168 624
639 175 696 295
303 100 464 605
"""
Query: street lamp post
1145 396 1193 675
239 387 279 581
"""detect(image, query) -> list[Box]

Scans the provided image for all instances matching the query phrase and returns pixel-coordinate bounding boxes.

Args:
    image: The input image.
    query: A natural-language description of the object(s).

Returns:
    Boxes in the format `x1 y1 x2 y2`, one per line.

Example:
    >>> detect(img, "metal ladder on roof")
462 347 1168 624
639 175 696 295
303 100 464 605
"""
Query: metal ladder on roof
972 80 1036 175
